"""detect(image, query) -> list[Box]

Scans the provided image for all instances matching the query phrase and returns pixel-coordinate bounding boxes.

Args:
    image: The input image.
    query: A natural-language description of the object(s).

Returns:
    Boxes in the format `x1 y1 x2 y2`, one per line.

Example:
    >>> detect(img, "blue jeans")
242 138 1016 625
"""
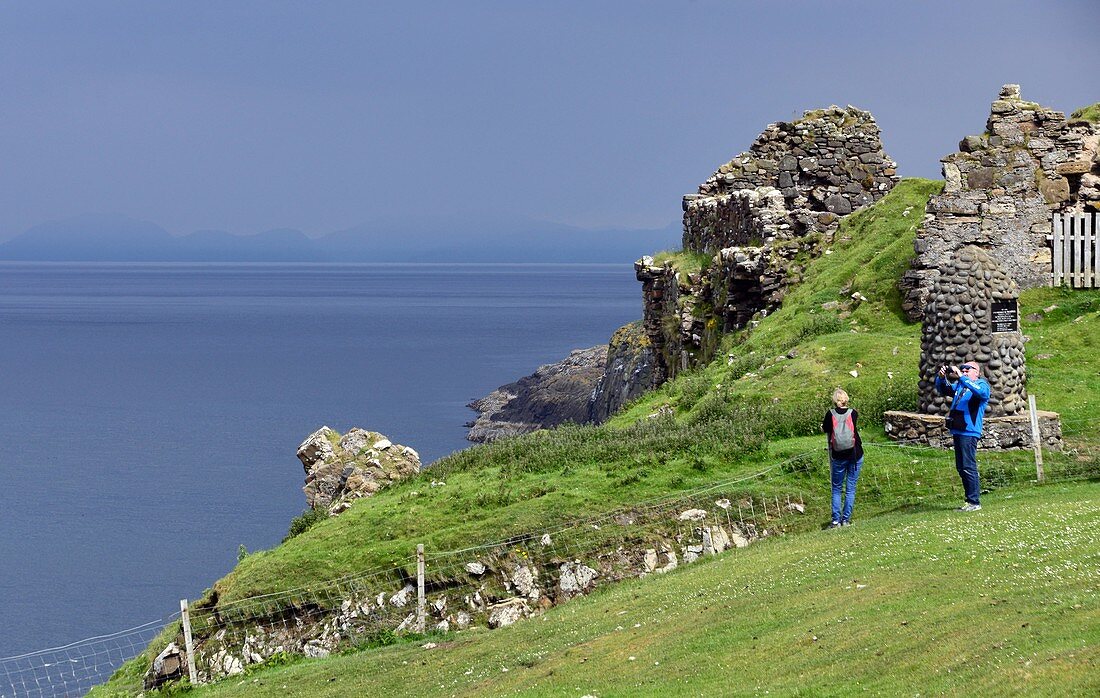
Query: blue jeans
830 455 863 523
953 434 981 505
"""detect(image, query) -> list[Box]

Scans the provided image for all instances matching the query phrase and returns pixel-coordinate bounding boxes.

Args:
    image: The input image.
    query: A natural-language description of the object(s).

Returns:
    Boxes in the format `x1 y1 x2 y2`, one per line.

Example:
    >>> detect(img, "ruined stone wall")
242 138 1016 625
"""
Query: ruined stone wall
901 85 1100 320
635 260 681 385
683 106 898 253
639 106 898 382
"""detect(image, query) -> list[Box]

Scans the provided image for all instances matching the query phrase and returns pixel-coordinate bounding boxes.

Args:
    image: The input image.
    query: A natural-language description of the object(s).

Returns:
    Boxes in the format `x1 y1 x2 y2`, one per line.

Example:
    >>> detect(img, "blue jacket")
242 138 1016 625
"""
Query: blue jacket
935 374 991 437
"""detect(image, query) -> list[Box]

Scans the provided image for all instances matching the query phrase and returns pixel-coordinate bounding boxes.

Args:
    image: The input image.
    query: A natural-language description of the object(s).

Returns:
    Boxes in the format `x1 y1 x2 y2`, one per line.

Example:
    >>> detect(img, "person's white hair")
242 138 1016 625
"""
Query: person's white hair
832 388 849 407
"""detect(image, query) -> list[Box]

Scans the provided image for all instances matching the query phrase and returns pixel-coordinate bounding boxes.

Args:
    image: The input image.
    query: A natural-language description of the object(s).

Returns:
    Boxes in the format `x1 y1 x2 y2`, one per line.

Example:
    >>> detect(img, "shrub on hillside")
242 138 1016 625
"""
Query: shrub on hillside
283 507 328 542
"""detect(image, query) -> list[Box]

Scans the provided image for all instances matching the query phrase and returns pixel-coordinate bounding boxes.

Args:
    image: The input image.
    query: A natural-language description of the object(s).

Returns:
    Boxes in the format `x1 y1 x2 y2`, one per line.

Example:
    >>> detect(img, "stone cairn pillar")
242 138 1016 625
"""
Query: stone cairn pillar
918 246 1026 417
885 245 1062 450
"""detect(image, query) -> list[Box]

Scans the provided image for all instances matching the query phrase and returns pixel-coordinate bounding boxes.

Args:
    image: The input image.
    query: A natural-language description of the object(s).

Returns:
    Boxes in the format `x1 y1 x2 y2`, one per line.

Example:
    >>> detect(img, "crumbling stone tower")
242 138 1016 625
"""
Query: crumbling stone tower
637 106 899 384
901 84 1100 320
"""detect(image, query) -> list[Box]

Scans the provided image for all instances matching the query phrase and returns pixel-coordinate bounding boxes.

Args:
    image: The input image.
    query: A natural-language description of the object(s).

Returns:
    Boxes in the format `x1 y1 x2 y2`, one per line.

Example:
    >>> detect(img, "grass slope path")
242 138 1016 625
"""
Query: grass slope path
193 482 1099 697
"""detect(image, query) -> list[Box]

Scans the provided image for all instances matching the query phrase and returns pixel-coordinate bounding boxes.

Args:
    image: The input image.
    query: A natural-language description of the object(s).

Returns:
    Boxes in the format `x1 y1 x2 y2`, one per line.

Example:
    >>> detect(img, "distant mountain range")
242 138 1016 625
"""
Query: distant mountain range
0 213 681 263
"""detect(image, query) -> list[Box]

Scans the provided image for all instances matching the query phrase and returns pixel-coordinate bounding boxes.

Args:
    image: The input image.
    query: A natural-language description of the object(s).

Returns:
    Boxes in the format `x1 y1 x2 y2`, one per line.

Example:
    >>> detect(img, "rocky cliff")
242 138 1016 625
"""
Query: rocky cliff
469 107 900 430
466 322 655 441
466 345 609 442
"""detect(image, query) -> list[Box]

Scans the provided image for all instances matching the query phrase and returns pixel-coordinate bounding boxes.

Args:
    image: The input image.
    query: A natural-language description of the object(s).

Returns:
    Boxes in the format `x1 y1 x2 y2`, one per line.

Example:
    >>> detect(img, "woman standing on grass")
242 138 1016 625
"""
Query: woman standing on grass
823 388 864 528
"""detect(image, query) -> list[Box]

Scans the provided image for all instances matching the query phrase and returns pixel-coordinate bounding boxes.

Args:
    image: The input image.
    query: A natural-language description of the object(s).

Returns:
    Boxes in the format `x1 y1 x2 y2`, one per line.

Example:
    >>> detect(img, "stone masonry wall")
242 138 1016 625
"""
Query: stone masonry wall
918 246 1027 417
683 105 898 253
901 85 1100 320
639 106 898 382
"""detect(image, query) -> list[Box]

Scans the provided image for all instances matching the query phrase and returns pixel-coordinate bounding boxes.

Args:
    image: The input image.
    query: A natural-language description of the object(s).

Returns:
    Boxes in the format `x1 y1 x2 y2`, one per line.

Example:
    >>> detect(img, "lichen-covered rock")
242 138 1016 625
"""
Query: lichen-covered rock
296 426 338 471
557 562 598 598
901 85 1100 319
510 565 539 599
487 598 528 628
298 426 420 511
144 642 185 690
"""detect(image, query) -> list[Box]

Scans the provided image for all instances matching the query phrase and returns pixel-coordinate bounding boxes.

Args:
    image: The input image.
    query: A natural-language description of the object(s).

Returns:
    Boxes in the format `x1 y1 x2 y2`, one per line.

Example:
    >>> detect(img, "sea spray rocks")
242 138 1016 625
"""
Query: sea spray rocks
297 426 420 511
918 245 1027 417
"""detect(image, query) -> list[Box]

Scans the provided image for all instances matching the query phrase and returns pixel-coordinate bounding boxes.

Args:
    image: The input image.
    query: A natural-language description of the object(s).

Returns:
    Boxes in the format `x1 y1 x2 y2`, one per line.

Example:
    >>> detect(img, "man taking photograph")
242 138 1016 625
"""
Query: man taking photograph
936 362 991 511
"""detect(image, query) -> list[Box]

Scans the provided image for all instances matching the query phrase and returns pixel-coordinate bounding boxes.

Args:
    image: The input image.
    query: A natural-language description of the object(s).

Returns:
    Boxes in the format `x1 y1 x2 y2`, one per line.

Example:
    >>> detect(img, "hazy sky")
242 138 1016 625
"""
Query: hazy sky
0 1 1096 240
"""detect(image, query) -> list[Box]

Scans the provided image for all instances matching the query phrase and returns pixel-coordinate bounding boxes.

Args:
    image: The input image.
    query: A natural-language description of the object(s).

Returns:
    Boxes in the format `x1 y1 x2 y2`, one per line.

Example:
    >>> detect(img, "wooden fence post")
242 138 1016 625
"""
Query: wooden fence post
416 544 426 632
1051 214 1062 287
180 599 198 686
1028 395 1045 483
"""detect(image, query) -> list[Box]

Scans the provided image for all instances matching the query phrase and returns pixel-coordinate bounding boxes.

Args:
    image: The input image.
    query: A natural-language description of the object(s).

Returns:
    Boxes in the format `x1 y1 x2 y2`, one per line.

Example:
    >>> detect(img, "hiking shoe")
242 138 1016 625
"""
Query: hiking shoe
957 503 982 512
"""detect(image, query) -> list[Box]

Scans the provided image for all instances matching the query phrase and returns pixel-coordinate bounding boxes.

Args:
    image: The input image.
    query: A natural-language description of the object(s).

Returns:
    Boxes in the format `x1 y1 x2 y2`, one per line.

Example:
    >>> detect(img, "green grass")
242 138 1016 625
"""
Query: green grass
650 249 711 277
94 176 1100 695
1069 102 1100 124
612 178 943 427
188 481 1100 697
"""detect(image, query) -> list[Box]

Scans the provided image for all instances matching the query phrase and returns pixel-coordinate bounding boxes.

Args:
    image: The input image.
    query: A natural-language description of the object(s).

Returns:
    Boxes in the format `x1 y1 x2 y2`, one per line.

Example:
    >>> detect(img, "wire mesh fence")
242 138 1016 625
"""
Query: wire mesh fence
0 618 175 698
2 419 1097 696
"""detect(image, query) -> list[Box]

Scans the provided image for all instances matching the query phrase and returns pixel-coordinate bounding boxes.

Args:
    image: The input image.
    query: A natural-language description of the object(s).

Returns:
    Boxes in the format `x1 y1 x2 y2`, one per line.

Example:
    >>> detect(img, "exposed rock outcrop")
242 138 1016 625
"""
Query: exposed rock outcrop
466 345 608 442
586 322 655 423
640 105 898 383
297 426 420 512
901 85 1100 320
466 321 657 441
155 496 791 687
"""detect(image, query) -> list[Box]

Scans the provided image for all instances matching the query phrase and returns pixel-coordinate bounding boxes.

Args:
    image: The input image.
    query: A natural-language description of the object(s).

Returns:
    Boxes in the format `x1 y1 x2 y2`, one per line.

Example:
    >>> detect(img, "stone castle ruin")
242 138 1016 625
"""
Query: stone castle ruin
475 87 1093 442
901 84 1100 320
637 106 899 383
883 85 1093 450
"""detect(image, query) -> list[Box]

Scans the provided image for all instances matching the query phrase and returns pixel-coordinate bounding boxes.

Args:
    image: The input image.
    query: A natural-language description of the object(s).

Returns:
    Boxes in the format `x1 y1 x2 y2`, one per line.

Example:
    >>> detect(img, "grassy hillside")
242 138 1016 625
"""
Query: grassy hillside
94 178 1100 694
190 481 1100 697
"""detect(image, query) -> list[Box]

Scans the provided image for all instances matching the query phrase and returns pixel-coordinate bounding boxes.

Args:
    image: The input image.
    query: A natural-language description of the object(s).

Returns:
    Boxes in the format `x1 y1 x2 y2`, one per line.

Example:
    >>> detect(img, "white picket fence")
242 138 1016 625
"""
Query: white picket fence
1052 212 1099 287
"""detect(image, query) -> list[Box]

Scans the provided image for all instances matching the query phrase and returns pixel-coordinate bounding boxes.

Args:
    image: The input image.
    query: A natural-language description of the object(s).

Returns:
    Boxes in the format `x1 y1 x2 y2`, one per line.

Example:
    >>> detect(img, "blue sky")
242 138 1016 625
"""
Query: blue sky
0 1 1096 240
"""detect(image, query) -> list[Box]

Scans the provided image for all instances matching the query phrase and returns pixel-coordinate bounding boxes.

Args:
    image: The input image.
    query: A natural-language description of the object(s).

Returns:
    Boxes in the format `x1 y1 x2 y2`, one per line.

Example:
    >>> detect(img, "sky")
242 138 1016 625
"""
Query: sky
0 1 1096 241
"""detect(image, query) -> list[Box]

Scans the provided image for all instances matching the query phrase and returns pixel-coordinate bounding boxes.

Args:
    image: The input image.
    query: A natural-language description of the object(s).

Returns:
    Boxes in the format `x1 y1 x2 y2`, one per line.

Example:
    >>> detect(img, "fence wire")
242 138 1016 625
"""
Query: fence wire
2 425 1097 697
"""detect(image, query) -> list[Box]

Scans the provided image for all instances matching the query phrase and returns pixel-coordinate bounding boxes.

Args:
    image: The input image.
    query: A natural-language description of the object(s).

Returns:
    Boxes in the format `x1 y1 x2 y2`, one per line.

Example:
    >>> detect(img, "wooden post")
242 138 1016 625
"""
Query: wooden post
1051 214 1062 287
1085 212 1096 287
1028 395 1045 483
180 599 198 686
416 544 426 632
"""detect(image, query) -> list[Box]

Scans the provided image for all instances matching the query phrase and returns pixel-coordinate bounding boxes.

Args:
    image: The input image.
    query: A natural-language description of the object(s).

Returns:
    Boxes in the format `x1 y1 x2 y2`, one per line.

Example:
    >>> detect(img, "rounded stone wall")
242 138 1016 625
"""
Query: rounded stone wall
918 245 1027 417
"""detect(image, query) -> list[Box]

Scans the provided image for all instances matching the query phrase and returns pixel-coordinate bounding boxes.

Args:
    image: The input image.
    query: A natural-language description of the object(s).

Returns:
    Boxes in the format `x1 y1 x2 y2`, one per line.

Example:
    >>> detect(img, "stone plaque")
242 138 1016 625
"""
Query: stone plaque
991 299 1018 334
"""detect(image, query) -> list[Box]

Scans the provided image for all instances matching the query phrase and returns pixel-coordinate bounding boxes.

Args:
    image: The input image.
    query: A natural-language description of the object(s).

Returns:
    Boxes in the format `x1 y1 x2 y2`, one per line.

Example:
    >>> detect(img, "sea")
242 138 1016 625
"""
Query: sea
0 262 641 657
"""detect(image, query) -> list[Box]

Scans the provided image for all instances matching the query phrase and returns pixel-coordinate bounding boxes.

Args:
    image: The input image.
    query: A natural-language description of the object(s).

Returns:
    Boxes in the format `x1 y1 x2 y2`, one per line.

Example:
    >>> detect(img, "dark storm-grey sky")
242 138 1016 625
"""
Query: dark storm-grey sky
0 0 1096 240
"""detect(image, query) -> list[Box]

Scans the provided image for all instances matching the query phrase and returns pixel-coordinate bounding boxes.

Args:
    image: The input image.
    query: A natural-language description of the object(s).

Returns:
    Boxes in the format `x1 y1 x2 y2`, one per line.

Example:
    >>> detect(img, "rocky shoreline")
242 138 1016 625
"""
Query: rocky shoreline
465 321 655 442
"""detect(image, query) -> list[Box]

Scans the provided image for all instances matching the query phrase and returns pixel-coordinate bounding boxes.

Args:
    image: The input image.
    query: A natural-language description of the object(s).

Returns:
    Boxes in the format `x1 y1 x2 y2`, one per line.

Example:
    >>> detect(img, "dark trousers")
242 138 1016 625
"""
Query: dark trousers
952 434 981 505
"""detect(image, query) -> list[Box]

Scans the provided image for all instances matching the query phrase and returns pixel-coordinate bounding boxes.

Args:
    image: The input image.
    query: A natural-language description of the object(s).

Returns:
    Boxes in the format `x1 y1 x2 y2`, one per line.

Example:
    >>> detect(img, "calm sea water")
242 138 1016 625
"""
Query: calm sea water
0 263 640 656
